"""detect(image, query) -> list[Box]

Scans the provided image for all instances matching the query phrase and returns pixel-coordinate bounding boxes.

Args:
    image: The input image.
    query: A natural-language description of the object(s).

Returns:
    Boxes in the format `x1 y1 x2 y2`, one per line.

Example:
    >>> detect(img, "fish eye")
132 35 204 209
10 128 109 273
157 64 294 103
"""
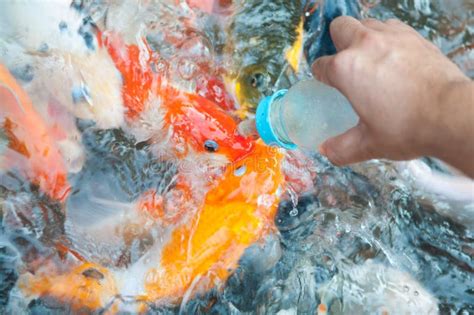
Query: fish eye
249 72 266 89
204 139 219 152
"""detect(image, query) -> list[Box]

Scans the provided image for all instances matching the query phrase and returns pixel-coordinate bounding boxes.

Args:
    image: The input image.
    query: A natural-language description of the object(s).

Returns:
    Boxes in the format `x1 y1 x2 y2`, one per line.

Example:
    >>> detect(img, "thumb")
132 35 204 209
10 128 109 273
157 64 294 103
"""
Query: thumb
319 124 374 166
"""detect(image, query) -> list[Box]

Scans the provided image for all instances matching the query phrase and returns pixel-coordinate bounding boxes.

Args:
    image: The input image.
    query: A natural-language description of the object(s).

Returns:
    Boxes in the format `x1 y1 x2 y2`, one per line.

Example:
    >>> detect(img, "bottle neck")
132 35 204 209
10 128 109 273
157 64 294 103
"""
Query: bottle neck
269 96 294 147
255 89 297 150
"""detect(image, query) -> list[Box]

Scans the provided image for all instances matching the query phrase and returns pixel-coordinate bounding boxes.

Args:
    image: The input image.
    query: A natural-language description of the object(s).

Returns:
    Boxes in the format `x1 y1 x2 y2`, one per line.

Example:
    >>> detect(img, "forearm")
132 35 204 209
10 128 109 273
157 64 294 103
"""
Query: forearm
431 80 474 177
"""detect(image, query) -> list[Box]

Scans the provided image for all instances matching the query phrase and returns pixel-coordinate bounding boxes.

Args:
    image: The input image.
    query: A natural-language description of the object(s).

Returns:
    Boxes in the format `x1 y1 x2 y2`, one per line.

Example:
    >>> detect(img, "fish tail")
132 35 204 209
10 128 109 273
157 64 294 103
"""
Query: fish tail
102 32 161 119
0 63 70 201
285 19 305 72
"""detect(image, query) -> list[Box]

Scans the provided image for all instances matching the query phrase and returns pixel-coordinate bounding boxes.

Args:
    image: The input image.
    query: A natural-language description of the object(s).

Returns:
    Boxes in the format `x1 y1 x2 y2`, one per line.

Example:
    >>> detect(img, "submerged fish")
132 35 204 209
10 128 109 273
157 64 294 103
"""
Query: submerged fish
102 32 254 162
144 141 284 299
0 64 70 201
0 0 125 130
16 32 287 312
223 0 362 117
19 140 284 310
224 0 305 116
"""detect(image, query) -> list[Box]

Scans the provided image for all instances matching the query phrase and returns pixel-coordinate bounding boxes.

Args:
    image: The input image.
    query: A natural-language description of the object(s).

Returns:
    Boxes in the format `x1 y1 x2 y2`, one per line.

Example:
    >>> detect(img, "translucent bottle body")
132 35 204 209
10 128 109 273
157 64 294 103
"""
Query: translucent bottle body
269 79 359 150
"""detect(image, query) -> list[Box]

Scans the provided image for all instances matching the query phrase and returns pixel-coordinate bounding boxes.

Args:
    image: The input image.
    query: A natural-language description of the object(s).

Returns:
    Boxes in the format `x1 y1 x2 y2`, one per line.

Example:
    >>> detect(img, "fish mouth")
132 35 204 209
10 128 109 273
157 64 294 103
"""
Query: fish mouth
227 61 300 118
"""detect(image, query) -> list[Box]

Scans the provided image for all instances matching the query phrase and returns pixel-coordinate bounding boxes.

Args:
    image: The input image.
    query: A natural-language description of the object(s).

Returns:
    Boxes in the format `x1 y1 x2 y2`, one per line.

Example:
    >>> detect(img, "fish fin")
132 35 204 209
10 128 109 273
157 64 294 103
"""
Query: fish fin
0 64 71 201
285 19 304 72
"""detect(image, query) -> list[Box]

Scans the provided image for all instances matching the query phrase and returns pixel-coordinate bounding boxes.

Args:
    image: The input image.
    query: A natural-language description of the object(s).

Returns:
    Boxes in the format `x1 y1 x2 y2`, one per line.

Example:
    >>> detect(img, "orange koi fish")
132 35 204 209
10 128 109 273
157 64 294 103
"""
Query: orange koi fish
18 33 286 312
0 64 70 201
145 142 284 300
102 32 253 161
19 263 119 312
20 141 283 310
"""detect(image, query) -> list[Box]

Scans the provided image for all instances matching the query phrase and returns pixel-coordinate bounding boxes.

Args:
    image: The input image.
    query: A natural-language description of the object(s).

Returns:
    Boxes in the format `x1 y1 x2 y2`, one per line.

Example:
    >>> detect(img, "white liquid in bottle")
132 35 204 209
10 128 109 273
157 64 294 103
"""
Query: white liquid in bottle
256 79 359 150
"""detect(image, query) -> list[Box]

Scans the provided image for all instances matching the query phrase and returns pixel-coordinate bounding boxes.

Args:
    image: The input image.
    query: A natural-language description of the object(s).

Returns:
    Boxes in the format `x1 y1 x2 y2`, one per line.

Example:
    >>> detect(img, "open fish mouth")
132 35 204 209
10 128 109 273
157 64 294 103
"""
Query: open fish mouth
227 60 302 118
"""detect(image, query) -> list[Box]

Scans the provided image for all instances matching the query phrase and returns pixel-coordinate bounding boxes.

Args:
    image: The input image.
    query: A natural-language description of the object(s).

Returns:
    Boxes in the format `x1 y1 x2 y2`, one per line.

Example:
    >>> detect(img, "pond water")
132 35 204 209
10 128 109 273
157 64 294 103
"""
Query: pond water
0 0 472 314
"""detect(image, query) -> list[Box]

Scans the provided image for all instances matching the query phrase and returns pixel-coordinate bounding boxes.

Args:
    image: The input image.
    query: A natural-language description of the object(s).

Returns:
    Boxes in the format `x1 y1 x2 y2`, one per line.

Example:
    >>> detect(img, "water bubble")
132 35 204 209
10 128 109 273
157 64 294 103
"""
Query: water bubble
289 208 298 217
38 42 49 53
151 59 169 75
177 58 197 80
234 165 247 177
59 21 68 31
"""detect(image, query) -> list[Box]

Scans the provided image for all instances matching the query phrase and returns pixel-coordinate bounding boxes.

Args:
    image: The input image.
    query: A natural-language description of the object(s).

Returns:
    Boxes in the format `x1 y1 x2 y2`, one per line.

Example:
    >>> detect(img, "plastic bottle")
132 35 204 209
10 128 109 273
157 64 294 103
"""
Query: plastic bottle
252 79 474 204
255 79 358 150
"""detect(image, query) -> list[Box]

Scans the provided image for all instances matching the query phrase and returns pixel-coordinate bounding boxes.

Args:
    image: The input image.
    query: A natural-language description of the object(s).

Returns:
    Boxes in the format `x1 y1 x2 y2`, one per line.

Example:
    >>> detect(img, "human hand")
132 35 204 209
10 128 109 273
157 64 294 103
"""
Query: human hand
312 16 473 175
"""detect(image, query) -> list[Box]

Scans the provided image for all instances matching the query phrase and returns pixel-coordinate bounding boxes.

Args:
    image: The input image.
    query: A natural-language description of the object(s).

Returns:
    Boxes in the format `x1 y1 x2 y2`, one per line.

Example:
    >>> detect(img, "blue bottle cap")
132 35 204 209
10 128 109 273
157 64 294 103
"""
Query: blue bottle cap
256 89 298 150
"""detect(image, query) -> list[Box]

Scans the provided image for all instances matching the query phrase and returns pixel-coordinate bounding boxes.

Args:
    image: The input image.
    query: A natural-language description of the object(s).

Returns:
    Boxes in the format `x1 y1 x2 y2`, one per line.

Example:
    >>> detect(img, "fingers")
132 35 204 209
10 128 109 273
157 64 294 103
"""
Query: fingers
385 18 408 28
319 124 375 166
311 50 354 95
329 16 365 51
385 18 419 34
361 18 387 31
311 55 334 86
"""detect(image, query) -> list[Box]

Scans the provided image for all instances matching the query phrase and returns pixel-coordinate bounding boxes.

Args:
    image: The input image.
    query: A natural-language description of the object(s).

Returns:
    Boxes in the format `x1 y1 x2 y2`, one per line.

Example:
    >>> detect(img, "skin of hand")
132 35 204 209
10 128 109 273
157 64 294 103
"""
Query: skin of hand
312 16 474 178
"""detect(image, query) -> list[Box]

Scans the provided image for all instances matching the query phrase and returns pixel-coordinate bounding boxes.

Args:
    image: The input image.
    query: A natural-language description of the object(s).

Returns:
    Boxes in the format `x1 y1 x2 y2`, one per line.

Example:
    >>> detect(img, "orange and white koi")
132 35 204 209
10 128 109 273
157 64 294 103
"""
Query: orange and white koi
102 32 253 161
16 32 286 312
0 63 70 201
0 0 125 130
20 141 283 310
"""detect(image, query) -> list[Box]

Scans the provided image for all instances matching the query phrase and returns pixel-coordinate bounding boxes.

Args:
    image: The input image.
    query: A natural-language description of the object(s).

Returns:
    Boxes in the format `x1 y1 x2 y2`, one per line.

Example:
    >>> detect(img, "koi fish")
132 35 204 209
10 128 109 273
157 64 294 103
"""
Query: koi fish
224 0 305 116
195 70 237 112
144 142 284 300
16 30 287 312
0 64 70 201
19 263 120 312
19 140 284 311
0 0 125 129
102 32 253 162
